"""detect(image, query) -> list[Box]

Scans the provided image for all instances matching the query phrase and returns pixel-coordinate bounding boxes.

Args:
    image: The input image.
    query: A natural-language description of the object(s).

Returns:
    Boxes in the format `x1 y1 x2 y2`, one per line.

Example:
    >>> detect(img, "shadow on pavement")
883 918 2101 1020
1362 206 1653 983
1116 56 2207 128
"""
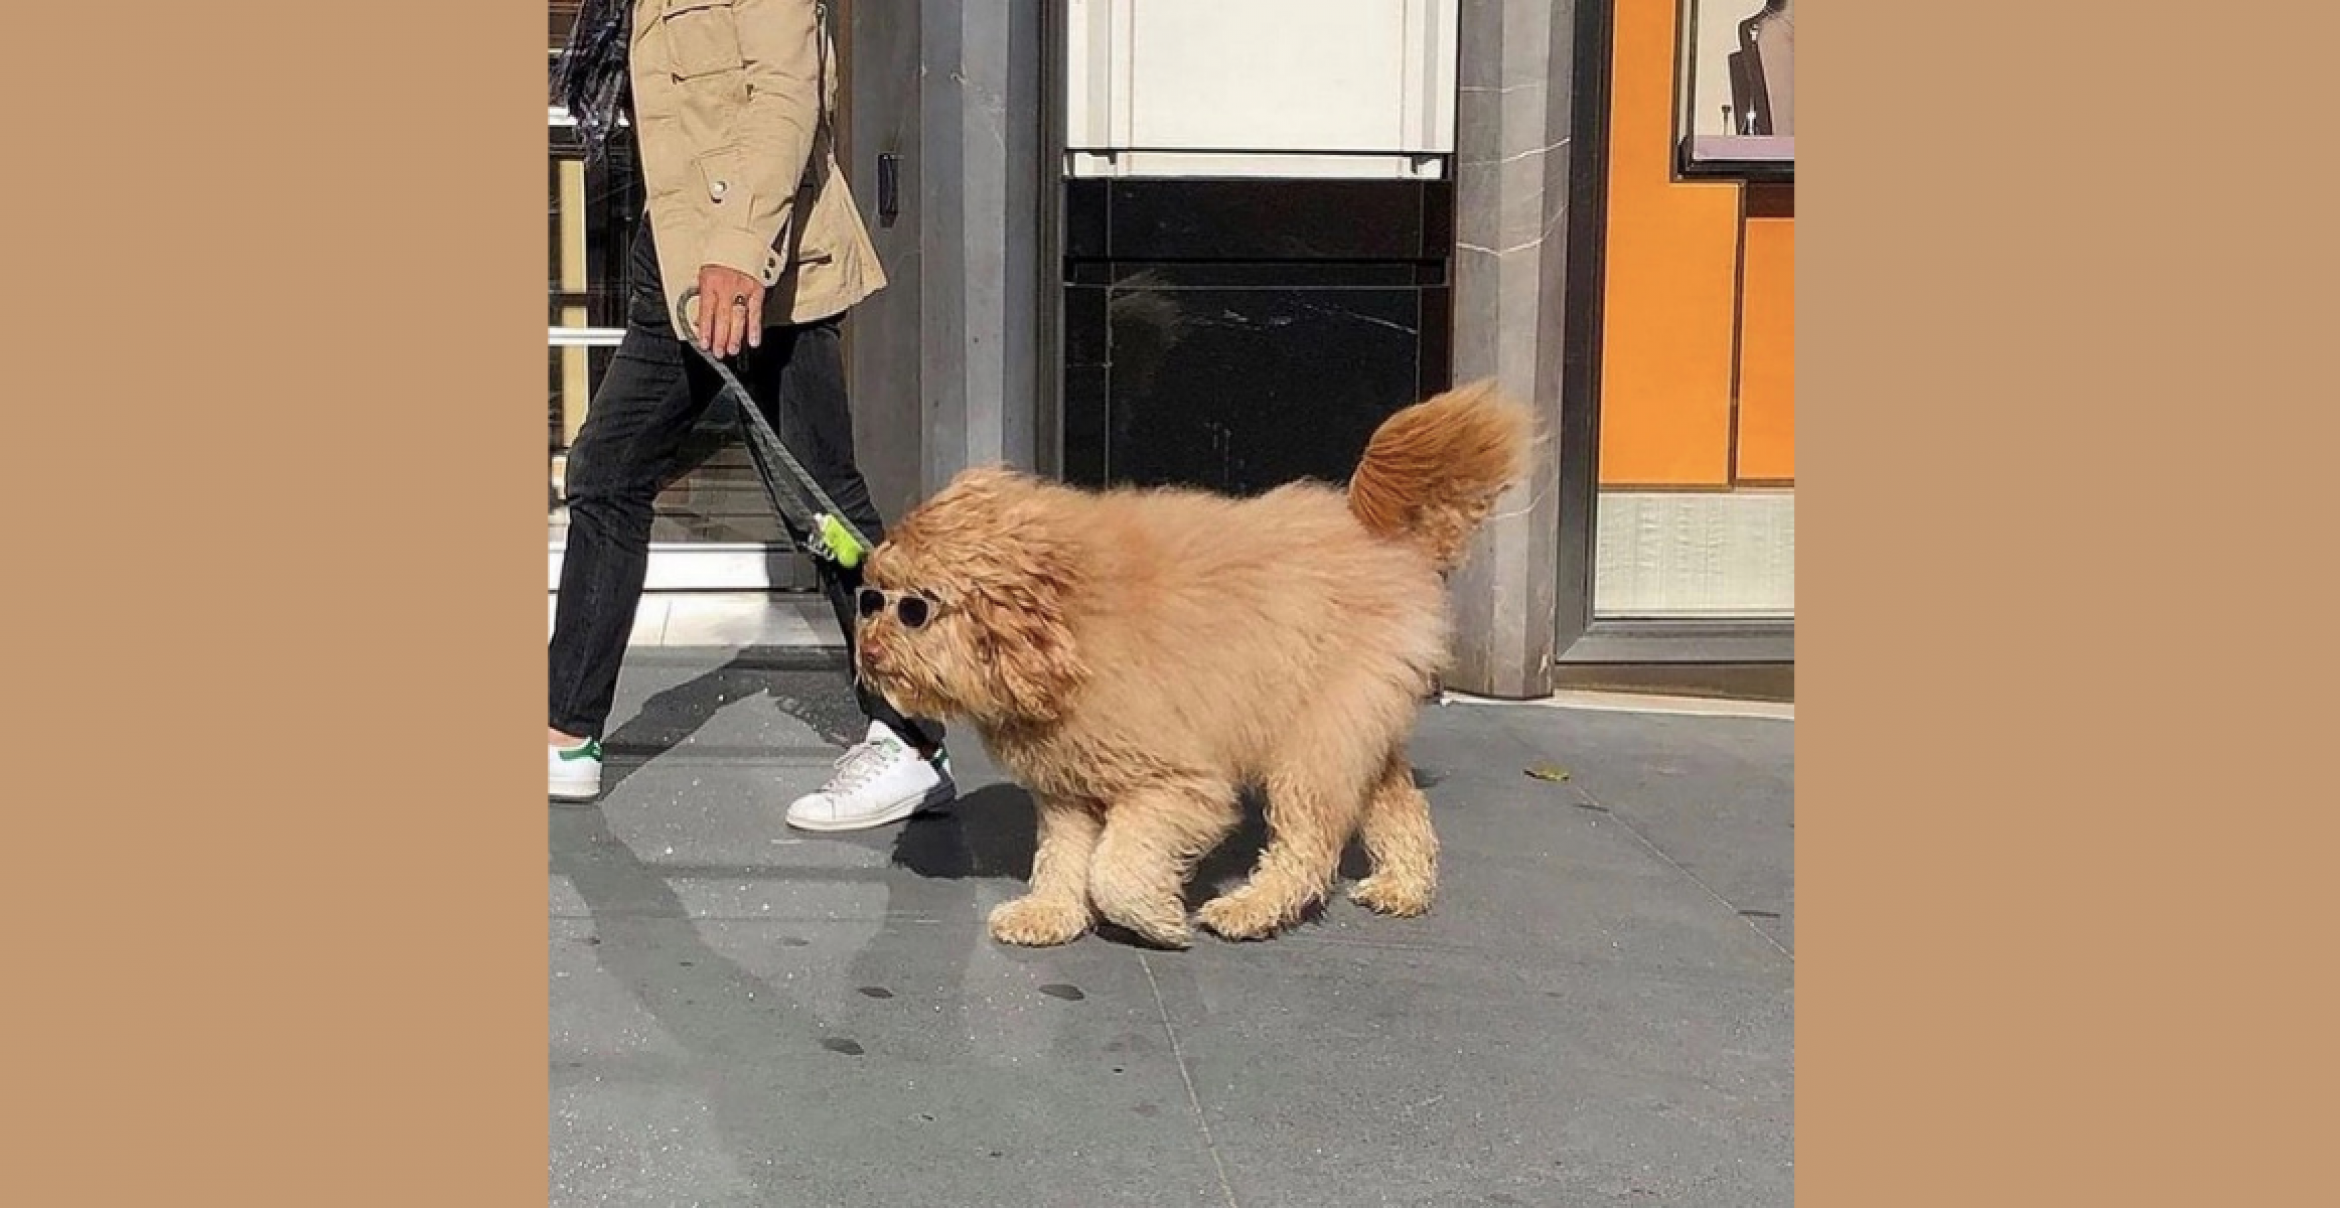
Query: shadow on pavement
551 649 989 1201
571 647 861 802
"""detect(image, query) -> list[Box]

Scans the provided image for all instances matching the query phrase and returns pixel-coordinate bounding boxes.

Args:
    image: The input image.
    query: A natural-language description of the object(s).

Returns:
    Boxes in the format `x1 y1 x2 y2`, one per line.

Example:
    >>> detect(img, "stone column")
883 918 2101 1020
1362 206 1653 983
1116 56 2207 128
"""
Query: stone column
918 0 1044 490
1444 0 1581 698
846 1 1044 524
843 0 925 525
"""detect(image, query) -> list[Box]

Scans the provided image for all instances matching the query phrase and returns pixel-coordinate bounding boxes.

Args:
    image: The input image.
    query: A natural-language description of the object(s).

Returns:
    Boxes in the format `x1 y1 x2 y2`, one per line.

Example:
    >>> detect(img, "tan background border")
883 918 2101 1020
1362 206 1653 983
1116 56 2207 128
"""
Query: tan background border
5 2 2337 1204
1807 3 2339 1205
9 2 546 1202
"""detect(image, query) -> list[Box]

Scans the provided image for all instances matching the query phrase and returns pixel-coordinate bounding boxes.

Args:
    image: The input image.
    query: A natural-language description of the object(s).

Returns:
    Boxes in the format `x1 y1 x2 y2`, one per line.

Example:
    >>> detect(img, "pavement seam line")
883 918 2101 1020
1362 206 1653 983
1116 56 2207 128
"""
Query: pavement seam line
1485 711 1794 963
1570 777 1795 962
1140 952 1241 1208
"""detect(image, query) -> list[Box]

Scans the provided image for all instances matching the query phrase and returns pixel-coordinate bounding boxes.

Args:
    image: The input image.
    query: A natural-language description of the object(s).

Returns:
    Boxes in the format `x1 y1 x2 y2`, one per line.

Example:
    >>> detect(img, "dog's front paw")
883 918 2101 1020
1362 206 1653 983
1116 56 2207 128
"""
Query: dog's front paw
988 895 1092 947
1093 901 1192 950
1349 875 1434 918
1088 869 1194 949
1195 890 1294 942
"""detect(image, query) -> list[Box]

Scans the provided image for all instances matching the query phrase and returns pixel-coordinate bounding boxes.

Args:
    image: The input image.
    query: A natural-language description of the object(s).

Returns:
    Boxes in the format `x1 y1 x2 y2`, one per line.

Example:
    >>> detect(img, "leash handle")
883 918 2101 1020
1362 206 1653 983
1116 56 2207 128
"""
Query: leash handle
672 286 874 569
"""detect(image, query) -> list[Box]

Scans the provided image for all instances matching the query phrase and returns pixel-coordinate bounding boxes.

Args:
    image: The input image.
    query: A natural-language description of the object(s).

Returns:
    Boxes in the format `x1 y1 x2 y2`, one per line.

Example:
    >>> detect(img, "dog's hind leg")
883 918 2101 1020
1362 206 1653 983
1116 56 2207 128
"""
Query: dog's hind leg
1349 751 1438 918
1196 742 1378 942
990 795 1104 947
1087 785 1239 950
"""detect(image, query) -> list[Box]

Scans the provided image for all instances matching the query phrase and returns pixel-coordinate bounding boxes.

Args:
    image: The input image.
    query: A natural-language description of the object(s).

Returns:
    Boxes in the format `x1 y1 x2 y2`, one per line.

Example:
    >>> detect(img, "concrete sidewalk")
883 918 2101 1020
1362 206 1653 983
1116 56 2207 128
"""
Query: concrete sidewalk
551 647 1793 1208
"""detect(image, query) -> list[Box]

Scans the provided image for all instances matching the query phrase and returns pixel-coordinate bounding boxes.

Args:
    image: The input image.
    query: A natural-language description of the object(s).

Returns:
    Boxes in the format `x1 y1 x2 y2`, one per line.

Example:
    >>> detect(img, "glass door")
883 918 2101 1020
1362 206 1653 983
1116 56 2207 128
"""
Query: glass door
545 33 815 592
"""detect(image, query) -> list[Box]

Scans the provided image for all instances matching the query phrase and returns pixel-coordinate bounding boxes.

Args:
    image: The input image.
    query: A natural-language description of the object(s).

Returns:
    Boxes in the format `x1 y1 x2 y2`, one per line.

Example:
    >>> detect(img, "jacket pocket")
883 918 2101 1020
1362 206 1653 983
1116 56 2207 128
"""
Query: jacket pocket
657 0 743 80
694 147 753 213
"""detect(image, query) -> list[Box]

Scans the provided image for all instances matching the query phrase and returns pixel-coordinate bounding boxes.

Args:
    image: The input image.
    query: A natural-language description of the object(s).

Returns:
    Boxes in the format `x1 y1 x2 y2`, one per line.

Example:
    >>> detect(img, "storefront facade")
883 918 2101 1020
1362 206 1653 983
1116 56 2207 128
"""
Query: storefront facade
548 0 1793 697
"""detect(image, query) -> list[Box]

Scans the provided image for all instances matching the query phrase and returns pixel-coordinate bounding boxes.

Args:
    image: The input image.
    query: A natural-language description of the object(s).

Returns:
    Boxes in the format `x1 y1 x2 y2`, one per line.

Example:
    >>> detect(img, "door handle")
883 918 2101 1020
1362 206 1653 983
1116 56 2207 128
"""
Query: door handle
877 153 901 223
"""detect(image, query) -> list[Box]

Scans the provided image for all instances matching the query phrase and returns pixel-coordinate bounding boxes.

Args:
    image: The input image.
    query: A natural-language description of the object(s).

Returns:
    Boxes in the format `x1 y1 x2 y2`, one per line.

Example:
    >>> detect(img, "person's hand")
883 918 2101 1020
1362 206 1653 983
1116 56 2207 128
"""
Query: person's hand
693 264 765 357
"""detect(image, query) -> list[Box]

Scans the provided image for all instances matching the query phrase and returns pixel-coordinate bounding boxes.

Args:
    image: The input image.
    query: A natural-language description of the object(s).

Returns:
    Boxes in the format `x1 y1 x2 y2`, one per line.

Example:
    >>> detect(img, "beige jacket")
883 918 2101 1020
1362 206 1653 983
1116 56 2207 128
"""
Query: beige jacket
628 0 886 333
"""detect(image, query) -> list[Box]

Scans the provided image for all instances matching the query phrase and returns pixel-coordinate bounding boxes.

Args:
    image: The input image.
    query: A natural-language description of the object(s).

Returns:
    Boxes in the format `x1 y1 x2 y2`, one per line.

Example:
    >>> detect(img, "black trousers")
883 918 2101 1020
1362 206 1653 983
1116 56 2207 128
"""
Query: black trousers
549 224 941 749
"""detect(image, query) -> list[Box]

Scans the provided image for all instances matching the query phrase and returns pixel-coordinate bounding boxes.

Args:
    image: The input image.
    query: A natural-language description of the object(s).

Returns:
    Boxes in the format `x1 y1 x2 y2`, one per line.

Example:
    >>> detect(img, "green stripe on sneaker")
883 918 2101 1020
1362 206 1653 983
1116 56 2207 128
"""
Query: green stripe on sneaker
558 739 602 762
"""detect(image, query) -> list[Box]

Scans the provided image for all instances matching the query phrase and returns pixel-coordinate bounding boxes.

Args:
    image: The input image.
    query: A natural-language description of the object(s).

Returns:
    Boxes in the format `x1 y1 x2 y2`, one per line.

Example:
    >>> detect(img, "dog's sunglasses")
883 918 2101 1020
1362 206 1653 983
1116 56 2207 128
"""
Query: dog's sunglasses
855 586 944 630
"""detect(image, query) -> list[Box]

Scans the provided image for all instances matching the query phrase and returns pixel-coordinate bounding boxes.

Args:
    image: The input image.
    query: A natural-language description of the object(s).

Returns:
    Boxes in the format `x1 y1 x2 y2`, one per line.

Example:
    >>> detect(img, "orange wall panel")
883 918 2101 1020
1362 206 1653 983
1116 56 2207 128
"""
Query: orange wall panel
1596 0 1741 487
1734 215 1794 481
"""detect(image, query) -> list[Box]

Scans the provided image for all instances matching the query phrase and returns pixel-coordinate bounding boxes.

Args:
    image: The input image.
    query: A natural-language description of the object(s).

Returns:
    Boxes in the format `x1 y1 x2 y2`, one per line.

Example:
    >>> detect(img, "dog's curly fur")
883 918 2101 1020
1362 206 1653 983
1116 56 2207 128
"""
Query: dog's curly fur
858 382 1534 947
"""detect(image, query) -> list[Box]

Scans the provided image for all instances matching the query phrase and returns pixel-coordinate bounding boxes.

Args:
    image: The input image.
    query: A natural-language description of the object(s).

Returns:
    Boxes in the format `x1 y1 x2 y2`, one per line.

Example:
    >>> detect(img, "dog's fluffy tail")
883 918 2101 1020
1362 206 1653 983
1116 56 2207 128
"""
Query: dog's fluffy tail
1346 379 1534 573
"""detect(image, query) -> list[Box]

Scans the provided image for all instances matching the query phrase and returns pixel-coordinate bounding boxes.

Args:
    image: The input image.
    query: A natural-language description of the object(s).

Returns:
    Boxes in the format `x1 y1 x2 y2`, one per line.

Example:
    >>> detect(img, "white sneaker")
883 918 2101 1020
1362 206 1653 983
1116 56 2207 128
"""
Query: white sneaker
784 722 955 832
549 737 603 802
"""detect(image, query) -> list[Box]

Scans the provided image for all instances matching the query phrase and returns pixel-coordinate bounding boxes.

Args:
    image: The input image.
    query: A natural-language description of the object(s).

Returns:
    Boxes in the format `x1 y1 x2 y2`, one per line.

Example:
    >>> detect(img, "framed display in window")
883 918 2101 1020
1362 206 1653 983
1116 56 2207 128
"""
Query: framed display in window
1677 0 1794 180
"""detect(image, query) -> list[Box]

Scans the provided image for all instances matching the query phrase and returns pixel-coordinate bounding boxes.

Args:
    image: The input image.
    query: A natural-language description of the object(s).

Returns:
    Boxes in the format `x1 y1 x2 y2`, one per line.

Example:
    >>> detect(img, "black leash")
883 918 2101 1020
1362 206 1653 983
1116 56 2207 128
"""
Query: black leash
674 287 873 569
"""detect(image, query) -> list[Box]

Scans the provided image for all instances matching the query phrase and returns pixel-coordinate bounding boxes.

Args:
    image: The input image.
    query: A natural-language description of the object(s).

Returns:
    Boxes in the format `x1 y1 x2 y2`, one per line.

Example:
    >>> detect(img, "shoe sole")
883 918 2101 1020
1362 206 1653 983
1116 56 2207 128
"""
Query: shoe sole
784 782 957 833
549 780 601 803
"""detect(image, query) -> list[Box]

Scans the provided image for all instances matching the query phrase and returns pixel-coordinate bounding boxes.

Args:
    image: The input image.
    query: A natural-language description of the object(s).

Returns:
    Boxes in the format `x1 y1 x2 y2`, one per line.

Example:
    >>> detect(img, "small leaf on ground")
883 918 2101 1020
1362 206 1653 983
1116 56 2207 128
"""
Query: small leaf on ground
1524 763 1572 783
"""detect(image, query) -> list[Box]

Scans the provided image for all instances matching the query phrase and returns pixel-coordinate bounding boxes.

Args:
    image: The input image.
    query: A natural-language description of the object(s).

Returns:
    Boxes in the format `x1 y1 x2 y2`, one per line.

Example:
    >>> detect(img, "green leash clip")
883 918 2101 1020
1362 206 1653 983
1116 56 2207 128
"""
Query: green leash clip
808 512 867 569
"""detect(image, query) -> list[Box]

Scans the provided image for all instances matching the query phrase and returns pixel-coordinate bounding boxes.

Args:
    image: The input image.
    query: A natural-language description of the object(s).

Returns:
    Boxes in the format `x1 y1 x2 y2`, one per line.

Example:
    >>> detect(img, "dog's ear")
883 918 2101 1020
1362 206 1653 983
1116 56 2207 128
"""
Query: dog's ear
967 571 1086 723
892 465 1090 723
956 486 1088 723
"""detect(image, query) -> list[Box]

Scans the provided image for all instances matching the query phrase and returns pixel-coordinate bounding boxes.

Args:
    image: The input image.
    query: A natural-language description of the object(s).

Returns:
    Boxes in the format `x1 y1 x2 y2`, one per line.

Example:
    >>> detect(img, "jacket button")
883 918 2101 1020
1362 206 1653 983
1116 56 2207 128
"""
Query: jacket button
710 180 728 201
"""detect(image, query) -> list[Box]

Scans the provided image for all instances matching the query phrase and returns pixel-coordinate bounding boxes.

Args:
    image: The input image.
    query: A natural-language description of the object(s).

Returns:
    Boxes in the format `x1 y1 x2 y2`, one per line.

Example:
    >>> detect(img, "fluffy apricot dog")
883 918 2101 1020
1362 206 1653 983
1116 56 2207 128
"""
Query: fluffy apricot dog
855 382 1533 947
